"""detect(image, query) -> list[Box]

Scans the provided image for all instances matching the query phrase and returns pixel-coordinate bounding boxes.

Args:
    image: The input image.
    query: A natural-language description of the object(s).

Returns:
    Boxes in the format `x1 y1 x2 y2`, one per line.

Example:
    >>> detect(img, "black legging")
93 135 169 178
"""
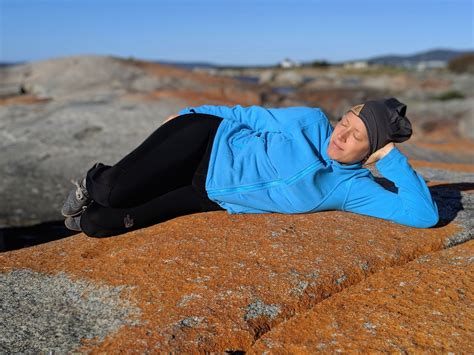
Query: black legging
80 113 225 238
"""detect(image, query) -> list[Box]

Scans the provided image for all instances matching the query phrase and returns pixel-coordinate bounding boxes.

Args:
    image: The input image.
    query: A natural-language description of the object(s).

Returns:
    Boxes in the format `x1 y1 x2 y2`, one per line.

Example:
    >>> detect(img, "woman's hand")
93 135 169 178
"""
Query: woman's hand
364 142 395 165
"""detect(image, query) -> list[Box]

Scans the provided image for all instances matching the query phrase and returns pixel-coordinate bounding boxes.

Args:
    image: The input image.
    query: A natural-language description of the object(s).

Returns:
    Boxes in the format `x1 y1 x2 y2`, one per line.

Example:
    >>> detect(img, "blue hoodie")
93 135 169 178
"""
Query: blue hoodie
178 104 439 228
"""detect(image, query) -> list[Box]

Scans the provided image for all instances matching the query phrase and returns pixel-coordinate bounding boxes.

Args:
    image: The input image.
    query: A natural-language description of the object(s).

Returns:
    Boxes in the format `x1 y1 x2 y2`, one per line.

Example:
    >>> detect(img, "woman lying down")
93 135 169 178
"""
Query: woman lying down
61 97 439 237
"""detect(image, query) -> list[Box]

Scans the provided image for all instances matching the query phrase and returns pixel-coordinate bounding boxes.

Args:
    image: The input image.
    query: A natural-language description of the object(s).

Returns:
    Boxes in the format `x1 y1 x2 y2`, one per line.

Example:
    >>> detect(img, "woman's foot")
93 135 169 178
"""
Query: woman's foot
61 177 91 217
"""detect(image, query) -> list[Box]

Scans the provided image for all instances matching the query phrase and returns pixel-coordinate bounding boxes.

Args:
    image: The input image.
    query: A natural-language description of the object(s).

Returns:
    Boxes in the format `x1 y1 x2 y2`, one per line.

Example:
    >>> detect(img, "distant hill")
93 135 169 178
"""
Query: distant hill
0 61 27 68
364 49 473 66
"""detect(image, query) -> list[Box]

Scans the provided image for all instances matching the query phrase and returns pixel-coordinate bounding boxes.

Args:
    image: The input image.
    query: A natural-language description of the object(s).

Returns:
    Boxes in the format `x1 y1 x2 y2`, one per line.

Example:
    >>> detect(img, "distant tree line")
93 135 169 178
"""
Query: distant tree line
448 53 474 73
310 60 330 68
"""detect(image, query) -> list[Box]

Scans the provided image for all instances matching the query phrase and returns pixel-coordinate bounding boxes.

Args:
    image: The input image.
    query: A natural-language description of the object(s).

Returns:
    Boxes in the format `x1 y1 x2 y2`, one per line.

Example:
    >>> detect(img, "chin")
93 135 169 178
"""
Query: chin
329 152 354 164
327 147 340 161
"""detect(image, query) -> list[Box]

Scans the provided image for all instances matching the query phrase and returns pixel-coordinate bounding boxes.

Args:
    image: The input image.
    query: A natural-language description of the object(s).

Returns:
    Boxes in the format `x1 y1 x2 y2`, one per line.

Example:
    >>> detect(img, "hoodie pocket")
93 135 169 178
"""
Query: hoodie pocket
229 129 281 179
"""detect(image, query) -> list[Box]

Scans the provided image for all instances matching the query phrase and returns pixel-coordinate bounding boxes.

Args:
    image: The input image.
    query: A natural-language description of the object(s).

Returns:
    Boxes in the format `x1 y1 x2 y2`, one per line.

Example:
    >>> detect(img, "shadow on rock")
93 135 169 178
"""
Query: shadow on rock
0 221 77 253
429 182 473 228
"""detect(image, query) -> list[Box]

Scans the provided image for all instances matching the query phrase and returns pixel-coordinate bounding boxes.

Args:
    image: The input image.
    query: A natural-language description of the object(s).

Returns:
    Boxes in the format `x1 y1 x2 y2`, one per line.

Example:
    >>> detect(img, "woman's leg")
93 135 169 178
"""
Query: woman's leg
85 113 222 208
80 184 224 238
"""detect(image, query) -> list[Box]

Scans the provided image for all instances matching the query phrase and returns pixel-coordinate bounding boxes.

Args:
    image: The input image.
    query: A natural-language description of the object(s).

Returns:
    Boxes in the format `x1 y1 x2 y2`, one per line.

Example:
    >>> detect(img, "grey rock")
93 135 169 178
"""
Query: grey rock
258 70 276 84
177 316 205 328
458 109 474 139
0 269 141 352
244 299 281 321
405 97 474 127
0 55 190 102
273 70 305 86
416 167 474 183
432 187 474 247
401 142 473 164
2 55 258 228
0 97 185 227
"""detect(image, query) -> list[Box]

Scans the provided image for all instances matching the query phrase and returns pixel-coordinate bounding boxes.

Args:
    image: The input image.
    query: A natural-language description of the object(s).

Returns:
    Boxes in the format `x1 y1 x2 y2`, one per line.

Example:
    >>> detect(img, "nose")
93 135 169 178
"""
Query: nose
337 127 350 142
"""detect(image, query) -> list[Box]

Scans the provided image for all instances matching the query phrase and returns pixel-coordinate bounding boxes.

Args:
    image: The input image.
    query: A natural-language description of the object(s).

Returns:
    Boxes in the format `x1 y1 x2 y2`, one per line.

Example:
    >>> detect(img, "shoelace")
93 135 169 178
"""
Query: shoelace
70 178 89 200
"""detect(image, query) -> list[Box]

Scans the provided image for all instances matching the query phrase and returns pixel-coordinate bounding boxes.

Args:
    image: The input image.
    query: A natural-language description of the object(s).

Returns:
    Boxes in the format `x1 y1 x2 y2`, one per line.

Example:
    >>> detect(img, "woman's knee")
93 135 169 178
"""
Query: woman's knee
86 164 128 208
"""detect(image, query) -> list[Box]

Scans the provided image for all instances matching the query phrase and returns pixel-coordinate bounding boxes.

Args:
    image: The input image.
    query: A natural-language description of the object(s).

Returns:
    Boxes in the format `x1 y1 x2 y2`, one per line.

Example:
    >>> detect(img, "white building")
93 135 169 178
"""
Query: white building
279 58 301 68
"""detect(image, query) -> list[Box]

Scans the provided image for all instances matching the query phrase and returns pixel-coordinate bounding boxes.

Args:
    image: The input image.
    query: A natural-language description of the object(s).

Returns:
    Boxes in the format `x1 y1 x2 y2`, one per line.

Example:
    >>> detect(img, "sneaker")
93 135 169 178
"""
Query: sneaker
64 213 82 231
61 177 91 217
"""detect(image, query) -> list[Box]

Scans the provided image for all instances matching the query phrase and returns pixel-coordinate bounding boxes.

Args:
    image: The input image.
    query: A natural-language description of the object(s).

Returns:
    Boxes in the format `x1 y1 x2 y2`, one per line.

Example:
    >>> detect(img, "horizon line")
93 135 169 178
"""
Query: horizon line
1 46 473 67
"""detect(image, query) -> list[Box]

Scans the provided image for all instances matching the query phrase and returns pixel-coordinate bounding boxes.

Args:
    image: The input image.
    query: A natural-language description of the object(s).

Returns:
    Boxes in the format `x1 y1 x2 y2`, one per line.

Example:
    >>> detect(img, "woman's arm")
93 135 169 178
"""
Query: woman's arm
343 144 439 228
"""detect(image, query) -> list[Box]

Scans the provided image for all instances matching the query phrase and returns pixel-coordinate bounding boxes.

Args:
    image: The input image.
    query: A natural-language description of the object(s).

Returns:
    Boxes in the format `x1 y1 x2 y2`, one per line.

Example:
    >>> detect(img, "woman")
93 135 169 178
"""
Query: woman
61 97 439 237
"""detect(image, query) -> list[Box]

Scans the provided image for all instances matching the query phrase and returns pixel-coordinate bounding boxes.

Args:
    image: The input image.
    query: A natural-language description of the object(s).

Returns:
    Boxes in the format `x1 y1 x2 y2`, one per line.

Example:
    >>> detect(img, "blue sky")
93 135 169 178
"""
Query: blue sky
1 0 473 65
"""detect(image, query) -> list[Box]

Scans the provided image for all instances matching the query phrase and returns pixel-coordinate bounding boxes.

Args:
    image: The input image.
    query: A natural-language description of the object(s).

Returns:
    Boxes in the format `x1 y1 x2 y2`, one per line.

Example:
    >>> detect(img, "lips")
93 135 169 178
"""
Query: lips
332 140 344 151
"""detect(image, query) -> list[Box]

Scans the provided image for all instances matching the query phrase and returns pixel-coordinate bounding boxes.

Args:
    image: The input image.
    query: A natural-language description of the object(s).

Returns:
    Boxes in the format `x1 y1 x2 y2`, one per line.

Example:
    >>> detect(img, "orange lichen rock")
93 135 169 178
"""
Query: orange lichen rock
117 58 262 107
0 209 465 352
251 240 474 354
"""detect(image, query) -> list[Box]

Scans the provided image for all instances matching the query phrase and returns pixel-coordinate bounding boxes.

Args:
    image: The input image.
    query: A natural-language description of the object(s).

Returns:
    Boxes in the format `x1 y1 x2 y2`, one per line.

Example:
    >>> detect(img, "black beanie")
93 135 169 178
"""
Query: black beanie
349 97 413 155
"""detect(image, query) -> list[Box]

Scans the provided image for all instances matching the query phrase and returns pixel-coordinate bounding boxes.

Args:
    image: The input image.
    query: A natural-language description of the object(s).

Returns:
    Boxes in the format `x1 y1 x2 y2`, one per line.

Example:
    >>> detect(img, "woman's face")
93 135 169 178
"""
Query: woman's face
327 111 370 164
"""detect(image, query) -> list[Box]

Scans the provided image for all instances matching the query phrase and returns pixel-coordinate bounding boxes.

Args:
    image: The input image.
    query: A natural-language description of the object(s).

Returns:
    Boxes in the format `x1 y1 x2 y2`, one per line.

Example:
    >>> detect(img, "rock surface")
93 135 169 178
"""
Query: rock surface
251 239 474 354
0 203 471 352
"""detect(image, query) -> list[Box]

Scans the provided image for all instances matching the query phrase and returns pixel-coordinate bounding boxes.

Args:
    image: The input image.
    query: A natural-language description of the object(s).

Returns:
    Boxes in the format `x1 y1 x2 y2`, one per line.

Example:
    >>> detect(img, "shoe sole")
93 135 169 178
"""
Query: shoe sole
64 217 82 231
